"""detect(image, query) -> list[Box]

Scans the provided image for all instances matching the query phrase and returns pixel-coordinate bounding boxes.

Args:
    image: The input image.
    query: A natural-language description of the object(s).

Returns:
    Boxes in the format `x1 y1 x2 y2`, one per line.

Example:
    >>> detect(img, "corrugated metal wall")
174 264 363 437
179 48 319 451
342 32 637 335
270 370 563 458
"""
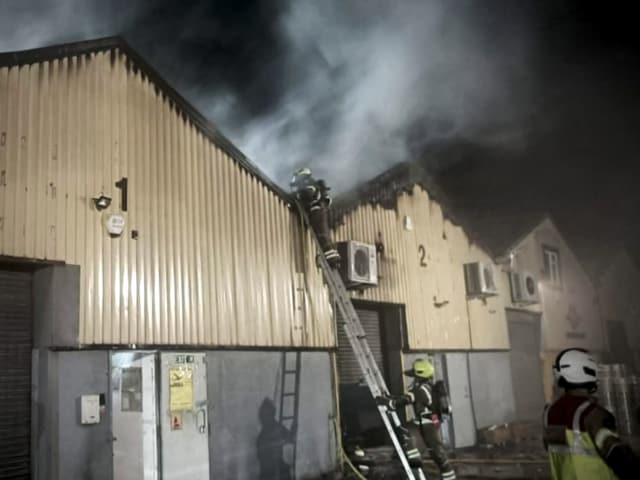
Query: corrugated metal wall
334 185 509 350
0 49 333 347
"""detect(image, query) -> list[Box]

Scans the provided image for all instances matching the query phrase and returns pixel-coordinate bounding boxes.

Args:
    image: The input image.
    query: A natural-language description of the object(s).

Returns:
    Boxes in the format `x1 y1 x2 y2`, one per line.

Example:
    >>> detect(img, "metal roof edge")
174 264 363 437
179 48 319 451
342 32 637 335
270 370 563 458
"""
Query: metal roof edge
0 36 292 204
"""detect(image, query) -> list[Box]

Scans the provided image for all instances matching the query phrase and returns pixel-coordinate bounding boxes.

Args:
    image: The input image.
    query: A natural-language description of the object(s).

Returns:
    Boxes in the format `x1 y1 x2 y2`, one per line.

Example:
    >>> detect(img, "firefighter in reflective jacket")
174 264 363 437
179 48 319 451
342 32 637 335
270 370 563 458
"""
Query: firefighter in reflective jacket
543 348 640 480
290 168 340 268
378 359 456 480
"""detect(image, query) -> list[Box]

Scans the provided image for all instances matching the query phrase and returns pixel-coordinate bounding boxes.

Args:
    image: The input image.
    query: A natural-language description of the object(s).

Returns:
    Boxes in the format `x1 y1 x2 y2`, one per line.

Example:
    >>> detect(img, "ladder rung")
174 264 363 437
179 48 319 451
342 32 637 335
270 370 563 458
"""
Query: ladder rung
284 369 299 374
282 392 296 397
281 416 295 421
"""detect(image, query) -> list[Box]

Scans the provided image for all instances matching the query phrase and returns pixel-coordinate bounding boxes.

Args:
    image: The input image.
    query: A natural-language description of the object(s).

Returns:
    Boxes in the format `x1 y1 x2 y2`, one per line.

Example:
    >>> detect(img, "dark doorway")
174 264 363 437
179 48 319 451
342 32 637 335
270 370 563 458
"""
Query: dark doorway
336 301 405 446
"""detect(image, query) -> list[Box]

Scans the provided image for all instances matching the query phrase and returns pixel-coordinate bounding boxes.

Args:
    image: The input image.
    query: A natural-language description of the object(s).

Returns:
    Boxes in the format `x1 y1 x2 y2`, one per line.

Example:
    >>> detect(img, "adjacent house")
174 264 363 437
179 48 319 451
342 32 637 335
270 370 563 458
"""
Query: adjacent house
331 163 516 448
458 213 606 416
587 246 640 372
0 37 337 480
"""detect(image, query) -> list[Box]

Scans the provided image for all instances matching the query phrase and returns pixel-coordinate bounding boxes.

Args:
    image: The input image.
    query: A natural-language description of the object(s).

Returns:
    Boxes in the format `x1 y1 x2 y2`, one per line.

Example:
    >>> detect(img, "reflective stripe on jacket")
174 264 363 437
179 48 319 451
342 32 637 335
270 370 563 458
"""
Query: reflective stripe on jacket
544 399 618 480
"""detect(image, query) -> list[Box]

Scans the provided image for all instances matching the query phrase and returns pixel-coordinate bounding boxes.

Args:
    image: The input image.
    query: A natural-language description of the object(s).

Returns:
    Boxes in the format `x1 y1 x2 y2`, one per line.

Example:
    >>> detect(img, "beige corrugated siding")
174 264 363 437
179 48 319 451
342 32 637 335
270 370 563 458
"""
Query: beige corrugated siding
0 49 333 347
334 185 509 350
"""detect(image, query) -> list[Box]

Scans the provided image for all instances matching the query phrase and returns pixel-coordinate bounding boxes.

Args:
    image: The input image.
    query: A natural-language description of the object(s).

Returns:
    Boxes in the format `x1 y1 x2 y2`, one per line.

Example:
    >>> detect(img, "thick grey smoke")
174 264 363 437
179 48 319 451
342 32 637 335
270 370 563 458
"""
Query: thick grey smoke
1 1 535 192
0 0 141 51
199 0 536 191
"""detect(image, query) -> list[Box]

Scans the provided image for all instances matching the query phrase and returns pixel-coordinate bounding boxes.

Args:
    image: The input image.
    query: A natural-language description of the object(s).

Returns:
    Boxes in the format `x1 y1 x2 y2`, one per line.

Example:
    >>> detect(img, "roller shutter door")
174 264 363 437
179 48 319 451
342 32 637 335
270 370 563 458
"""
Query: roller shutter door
0 270 32 479
336 308 383 384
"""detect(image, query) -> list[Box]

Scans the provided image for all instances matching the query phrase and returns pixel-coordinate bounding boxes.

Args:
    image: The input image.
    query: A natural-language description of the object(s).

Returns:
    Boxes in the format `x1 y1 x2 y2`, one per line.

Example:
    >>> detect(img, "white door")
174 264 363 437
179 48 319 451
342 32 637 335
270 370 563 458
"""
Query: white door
445 353 476 448
160 352 210 480
112 351 159 480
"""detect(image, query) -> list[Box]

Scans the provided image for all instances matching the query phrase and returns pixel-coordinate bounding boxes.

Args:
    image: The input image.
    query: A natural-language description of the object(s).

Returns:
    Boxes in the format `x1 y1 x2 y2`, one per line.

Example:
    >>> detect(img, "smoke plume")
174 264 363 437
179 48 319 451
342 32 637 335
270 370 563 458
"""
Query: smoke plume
1 0 536 191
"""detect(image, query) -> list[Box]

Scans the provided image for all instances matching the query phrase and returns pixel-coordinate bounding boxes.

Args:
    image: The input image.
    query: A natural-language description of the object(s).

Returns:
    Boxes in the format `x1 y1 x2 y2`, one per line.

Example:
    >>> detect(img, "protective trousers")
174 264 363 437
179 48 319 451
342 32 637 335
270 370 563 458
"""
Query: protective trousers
309 207 339 266
412 423 456 480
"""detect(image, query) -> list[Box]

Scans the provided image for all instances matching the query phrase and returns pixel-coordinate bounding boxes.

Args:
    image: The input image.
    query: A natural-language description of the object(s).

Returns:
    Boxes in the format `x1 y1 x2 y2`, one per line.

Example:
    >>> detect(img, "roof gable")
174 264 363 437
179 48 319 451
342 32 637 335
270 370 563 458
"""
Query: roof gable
0 36 289 202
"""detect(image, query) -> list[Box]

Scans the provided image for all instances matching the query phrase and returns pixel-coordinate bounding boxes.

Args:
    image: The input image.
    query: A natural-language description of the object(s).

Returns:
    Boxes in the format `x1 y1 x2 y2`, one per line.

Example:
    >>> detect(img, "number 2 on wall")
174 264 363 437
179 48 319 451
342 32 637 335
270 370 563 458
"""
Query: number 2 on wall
418 245 427 267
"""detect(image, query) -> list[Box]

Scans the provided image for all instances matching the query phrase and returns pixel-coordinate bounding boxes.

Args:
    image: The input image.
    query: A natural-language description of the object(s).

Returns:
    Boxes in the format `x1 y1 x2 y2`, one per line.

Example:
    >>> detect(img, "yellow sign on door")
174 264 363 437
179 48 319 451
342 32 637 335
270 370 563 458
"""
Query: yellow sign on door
169 366 194 411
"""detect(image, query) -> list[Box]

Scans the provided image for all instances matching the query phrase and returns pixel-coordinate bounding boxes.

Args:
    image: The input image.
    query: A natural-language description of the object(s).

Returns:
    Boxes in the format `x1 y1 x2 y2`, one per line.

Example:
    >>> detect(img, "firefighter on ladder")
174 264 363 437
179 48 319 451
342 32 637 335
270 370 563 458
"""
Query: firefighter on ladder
290 167 341 268
378 359 457 480
543 348 640 480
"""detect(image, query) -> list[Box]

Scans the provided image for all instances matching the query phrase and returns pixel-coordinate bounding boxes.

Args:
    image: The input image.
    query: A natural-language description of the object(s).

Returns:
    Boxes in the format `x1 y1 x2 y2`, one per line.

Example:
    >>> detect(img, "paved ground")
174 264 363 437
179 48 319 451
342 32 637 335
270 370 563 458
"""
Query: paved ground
340 435 640 479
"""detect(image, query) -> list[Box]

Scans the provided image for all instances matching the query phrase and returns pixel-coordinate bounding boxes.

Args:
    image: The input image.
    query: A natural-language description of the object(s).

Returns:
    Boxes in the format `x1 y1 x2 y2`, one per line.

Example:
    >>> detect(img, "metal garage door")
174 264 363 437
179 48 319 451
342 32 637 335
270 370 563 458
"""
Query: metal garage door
336 308 383 384
507 309 545 422
0 270 32 479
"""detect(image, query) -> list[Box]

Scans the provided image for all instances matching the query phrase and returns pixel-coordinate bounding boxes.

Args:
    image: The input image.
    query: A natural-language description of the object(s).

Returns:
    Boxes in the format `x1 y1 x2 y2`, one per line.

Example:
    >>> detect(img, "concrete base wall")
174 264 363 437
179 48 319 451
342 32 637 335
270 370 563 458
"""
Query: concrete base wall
206 350 338 479
32 347 338 480
33 349 112 480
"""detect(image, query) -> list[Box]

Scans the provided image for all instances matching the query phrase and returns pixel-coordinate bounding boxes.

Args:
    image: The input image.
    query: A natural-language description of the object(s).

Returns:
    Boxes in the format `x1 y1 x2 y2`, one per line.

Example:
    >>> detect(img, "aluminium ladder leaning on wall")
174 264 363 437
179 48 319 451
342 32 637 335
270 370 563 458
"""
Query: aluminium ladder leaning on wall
294 202 428 480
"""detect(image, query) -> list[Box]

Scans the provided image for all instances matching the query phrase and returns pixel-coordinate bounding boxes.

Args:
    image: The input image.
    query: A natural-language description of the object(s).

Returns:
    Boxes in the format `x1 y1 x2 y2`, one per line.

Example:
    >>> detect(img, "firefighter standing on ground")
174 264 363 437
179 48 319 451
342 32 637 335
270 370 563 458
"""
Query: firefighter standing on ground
290 167 341 268
378 359 456 480
543 348 640 480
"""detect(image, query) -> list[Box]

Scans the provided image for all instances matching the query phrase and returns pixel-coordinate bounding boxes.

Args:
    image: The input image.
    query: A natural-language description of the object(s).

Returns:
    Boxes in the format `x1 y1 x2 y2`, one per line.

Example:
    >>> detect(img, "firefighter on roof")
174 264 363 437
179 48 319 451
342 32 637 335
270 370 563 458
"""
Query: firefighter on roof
377 358 457 480
543 348 639 480
290 168 341 268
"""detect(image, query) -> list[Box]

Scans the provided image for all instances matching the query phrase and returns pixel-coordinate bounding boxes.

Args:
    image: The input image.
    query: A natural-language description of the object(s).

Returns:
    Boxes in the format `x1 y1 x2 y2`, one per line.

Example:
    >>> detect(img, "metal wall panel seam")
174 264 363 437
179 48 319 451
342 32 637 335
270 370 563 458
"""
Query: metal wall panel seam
13 64 28 257
33 61 46 260
209 143 224 344
219 153 232 344
78 55 92 344
178 113 192 344
4 65 19 256
54 58 67 261
254 180 270 345
198 134 212 344
169 101 183 343
222 148 238 344
148 77 162 343
113 53 127 342
103 54 117 344
0 66 9 253
24 63 37 259
240 169 256 345
96 53 108 343
187 118 200 344
193 131 207 345
156 91 170 344
190 124 204 344
123 63 137 345
85 52 97 343
263 190 278 346
141 74 153 343
161 98 175 343
247 173 262 346
279 200 292 346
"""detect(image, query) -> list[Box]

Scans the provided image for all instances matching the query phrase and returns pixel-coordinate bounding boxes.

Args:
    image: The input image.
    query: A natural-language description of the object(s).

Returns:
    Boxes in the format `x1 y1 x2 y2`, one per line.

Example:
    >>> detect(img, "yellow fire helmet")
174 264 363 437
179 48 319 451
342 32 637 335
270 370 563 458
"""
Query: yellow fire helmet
412 358 434 379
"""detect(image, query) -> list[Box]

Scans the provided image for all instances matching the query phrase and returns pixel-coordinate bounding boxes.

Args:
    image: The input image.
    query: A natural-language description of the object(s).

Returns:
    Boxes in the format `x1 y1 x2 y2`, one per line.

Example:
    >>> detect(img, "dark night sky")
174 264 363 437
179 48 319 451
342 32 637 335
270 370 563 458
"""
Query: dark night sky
1 0 639 265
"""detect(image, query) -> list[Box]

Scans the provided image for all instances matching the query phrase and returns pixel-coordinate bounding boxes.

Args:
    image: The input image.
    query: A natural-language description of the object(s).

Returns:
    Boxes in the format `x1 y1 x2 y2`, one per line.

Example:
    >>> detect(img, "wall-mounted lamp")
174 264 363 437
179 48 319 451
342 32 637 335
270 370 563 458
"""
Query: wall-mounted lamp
93 194 112 211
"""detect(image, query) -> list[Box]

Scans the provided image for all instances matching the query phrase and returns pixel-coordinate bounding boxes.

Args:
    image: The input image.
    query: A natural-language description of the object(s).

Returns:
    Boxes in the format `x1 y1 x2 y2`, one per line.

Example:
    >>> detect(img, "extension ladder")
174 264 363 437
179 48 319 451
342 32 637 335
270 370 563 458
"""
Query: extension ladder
296 203 428 480
278 351 302 478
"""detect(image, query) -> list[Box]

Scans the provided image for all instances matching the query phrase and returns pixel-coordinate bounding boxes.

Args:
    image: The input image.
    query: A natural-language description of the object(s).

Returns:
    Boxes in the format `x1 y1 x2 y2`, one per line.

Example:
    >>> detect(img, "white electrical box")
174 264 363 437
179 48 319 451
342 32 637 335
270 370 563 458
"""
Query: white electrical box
81 394 101 424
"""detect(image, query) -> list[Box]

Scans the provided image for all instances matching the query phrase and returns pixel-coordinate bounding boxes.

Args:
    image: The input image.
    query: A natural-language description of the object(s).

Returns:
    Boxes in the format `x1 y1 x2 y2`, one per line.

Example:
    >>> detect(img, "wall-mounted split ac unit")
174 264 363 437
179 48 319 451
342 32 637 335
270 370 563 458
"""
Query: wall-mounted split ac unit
463 262 498 297
510 270 540 304
337 241 378 289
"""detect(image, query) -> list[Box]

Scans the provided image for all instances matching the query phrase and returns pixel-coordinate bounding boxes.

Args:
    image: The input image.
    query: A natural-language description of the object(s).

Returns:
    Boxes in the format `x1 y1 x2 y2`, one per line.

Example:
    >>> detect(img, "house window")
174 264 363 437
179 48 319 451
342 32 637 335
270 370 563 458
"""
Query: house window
543 245 562 287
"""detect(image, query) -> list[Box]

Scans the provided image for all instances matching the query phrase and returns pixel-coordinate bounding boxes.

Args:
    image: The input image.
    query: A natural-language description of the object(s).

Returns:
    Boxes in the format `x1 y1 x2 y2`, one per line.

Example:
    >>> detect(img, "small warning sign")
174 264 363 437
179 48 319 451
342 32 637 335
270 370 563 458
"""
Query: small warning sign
171 412 183 431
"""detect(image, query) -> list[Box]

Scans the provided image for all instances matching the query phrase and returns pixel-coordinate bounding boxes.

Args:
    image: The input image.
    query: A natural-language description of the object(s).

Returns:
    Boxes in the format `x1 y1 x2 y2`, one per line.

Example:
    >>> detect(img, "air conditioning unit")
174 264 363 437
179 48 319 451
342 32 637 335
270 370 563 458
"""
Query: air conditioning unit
337 241 378 288
510 270 540 304
463 262 498 297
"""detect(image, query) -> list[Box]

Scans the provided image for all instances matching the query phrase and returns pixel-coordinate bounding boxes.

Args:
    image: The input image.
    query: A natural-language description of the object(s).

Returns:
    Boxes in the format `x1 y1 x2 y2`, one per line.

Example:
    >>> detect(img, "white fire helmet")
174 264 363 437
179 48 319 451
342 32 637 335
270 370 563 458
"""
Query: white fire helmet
553 348 597 387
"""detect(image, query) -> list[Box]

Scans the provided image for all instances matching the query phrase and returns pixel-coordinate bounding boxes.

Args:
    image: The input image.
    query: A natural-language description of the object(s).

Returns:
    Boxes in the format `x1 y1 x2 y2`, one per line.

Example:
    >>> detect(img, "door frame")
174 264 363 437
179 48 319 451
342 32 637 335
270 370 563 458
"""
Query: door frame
506 308 545 422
